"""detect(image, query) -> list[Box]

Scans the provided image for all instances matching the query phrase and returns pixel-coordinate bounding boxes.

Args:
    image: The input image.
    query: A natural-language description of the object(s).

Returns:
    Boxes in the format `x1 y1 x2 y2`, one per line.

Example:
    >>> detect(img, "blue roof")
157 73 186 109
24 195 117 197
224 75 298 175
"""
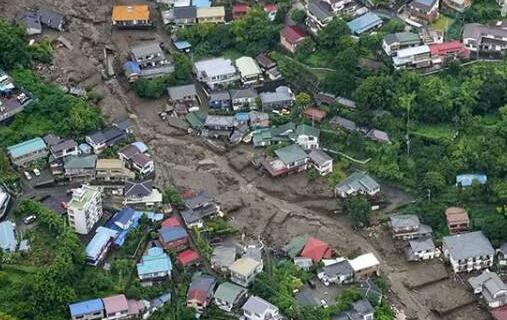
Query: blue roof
347 12 382 34
79 143 92 153
414 0 435 6
456 174 487 187
235 112 250 121
151 293 171 308
7 137 47 158
140 211 165 222
159 226 188 243
103 209 141 247
132 141 148 153
69 298 104 317
85 227 118 259
111 207 136 230
192 0 211 7
173 40 192 50
136 247 173 276
0 221 16 252
123 61 141 75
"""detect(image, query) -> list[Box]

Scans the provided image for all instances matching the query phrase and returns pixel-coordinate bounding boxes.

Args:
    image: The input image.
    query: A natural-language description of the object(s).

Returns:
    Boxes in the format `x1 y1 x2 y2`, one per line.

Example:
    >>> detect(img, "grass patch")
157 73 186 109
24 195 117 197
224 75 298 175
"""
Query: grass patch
411 123 456 142
431 15 455 32
222 49 243 61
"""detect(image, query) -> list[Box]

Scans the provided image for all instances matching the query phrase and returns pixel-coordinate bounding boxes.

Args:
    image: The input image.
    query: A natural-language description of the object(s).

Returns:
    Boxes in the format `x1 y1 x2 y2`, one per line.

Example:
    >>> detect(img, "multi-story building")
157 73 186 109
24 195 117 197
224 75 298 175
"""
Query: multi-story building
229 257 263 287
193 58 240 90
235 56 263 85
7 137 48 167
463 23 507 54
306 0 334 33
0 71 33 122
242 296 282 320
408 0 439 23
392 45 431 69
95 159 135 182
196 6 225 24
112 5 152 28
469 270 507 309
67 185 103 235
443 231 495 273
429 41 470 66
443 0 471 12
127 42 174 80
382 32 422 56
389 214 433 240
444 207 470 234
262 144 309 177
280 25 308 53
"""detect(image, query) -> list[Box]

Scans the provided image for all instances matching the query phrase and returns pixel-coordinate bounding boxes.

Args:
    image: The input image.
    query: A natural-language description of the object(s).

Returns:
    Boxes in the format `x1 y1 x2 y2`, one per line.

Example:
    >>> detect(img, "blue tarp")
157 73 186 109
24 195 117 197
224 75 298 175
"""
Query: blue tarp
456 174 487 187
69 298 104 317
123 61 141 76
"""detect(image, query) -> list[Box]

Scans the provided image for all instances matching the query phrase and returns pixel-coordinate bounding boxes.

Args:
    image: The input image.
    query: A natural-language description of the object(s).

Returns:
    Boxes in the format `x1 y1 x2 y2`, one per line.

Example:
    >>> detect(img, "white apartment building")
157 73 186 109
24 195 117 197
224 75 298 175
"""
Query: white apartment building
67 185 103 235
442 231 495 273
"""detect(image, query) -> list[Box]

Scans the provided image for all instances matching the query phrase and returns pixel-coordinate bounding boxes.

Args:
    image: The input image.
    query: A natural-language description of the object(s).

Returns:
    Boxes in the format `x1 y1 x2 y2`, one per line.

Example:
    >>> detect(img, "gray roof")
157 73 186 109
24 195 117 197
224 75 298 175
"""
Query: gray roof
352 299 374 316
230 87 258 100
16 10 42 34
209 91 231 101
330 116 357 131
308 149 332 166
308 0 333 22
463 23 507 41
244 246 262 262
38 8 64 30
188 273 217 297
204 115 234 127
499 242 507 255
50 139 77 153
367 129 390 142
259 86 294 105
275 144 308 165
468 271 507 298
113 118 134 132
242 296 278 315
184 191 215 209
211 245 236 268
124 180 153 198
390 215 420 229
293 256 313 268
167 84 197 100
213 282 246 305
295 289 320 306
383 32 421 46
43 134 61 146
131 42 164 59
408 237 435 252
194 58 237 78
64 155 97 169
335 172 380 194
443 231 494 261
322 260 354 277
410 0 437 10
174 6 197 19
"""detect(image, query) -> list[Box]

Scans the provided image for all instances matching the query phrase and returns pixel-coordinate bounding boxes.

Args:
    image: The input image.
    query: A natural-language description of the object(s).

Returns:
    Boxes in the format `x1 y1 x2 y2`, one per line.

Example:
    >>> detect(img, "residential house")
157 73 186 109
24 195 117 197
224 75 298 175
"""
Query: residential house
214 282 247 312
95 159 135 182
306 0 334 33
468 270 507 308
186 111 207 130
389 214 433 240
366 129 390 143
347 12 382 35
69 299 104 320
232 4 250 20
180 191 221 228
408 0 439 23
123 180 163 206
443 0 471 12
303 107 327 123
230 87 258 110
102 295 129 319
16 9 42 35
294 124 320 150
196 6 225 23
262 144 309 177
194 58 239 89
280 25 308 53
406 237 440 261
211 245 237 273
330 116 357 132
445 207 470 234
498 243 507 269
112 5 152 28
229 257 263 287
308 149 333 176
0 221 16 252
236 56 263 85
335 172 380 198
85 127 126 154
463 23 507 54
294 256 313 270
318 259 354 285
300 237 332 262
49 139 78 160
296 289 321 307
173 6 197 26
177 249 201 267
208 91 232 110
126 42 174 80
113 118 134 135
85 227 118 266
186 274 217 311
159 226 189 251
38 8 65 31
259 86 295 110
264 4 278 21
442 231 495 273
358 278 383 305
67 185 103 235
333 299 374 320
204 115 235 134
0 71 33 122
249 111 270 128
430 41 470 66
136 247 173 281
7 137 48 167
131 153 154 176
167 84 198 104
0 186 10 219
392 45 432 69
64 155 97 180
456 173 487 187
349 253 380 280
256 54 276 71
118 141 146 162
283 234 310 258
242 295 282 320
382 32 422 56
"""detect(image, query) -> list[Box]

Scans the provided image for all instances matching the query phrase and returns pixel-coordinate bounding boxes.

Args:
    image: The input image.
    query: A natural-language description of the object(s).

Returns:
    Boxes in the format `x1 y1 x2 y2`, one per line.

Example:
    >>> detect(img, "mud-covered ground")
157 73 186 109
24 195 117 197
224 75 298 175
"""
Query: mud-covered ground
0 0 492 318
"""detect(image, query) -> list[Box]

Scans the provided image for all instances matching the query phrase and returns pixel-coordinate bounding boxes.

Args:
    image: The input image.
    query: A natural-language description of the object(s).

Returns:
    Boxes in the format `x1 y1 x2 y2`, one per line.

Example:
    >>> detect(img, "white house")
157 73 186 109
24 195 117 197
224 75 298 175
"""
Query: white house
308 149 333 176
193 58 240 89
468 270 507 308
294 124 320 150
443 231 495 273
406 237 440 261
67 185 103 235
242 296 282 320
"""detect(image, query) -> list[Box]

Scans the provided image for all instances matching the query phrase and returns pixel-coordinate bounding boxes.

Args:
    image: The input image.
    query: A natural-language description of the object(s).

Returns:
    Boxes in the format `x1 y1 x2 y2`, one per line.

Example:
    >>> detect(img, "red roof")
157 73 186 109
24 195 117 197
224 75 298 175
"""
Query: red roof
177 249 200 266
492 305 507 320
300 237 332 262
303 108 327 122
233 4 250 14
187 289 207 303
182 189 195 199
161 216 181 228
281 25 307 44
429 41 467 55
264 3 278 12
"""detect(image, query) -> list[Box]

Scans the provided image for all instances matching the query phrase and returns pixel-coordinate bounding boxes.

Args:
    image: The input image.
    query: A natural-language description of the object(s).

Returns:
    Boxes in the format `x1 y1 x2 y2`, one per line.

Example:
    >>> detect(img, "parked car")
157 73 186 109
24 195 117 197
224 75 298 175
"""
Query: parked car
24 171 32 180
33 168 41 176
308 279 317 289
24 215 37 224
320 299 328 309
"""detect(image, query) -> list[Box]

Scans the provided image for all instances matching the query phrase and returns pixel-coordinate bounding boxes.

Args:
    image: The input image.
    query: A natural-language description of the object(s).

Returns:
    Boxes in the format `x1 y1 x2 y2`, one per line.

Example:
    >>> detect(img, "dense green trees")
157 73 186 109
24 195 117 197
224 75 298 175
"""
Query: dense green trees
0 20 32 70
343 195 372 228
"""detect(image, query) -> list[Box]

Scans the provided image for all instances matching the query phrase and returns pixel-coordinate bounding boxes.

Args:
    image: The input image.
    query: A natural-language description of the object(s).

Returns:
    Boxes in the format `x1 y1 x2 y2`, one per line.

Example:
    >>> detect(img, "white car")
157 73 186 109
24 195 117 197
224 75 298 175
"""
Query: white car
24 215 37 224
320 299 328 309
33 168 41 176
24 171 32 180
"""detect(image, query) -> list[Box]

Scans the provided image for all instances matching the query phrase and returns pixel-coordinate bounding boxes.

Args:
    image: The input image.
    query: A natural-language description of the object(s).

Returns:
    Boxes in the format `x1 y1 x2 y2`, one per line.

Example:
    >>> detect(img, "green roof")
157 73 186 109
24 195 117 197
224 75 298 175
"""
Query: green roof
295 124 320 138
7 137 47 158
185 111 206 128
253 128 272 146
275 144 308 164
271 122 296 137
283 234 309 258
214 282 246 304
68 186 100 210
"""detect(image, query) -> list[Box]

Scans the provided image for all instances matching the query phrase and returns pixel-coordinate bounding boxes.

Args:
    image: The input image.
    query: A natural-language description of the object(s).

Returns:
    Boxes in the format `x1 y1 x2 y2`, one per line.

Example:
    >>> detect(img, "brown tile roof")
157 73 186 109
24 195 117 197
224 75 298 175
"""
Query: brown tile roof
112 5 149 21
445 207 469 224
280 25 307 44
